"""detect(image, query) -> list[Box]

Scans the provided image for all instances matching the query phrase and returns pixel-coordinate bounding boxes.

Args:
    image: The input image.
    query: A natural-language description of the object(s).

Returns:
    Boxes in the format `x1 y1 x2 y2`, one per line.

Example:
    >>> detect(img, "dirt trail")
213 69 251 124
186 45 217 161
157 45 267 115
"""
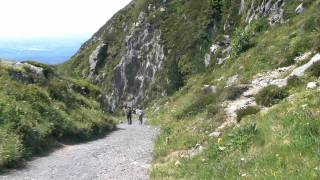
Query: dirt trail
0 121 160 180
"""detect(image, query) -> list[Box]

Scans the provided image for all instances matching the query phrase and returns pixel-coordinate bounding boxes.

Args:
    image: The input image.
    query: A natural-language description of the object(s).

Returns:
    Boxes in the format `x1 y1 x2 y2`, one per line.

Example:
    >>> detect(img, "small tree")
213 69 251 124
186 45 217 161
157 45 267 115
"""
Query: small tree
231 28 252 56
208 0 223 20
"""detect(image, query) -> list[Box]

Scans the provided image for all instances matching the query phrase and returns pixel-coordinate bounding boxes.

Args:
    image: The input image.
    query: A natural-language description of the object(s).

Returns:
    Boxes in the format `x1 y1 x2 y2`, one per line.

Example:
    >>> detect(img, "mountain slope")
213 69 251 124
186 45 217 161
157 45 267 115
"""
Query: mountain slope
57 0 319 178
59 0 316 112
146 1 320 179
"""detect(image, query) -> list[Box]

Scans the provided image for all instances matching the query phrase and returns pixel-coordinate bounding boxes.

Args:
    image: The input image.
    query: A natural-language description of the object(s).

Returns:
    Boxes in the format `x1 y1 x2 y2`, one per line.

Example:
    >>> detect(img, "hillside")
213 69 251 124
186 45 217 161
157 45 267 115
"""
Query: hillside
58 0 320 179
0 60 115 169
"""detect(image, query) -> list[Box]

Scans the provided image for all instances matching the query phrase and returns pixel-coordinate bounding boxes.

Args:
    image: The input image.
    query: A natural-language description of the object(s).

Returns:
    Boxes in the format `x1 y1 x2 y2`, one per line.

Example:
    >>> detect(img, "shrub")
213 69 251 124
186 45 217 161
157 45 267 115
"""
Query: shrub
255 85 289 107
175 92 217 119
250 18 269 33
223 85 248 100
206 104 221 118
229 123 258 152
22 61 55 78
287 75 302 87
231 28 253 56
0 130 24 168
208 0 223 19
303 15 320 32
236 106 260 122
306 61 320 77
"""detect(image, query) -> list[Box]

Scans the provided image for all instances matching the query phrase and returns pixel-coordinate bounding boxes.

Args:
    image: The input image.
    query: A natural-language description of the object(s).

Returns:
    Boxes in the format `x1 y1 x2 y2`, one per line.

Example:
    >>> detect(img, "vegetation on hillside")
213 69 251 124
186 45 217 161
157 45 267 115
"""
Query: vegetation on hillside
148 1 320 179
0 62 115 169
3 0 319 178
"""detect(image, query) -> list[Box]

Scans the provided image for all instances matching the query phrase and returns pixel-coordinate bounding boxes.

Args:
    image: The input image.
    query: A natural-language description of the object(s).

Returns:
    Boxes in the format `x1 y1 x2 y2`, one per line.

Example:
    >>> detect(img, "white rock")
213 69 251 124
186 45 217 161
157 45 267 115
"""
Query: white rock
209 131 222 137
226 75 238 87
241 173 247 177
307 82 318 89
210 44 220 54
175 160 181 166
295 3 304 14
217 55 230 65
160 7 166 12
202 85 218 94
294 51 312 62
204 53 211 67
290 53 320 77
210 86 218 94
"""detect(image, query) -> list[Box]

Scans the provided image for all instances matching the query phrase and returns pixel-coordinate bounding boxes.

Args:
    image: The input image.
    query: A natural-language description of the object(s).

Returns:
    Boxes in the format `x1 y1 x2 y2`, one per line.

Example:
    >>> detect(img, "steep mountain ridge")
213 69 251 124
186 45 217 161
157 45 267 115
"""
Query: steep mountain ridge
59 0 319 179
60 0 307 112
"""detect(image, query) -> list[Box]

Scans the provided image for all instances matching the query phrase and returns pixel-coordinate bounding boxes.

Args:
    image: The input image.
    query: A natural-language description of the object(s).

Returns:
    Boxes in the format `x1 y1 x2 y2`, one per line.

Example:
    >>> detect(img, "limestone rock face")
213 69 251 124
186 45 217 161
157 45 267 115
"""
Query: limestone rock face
0 60 47 83
104 12 165 111
307 82 318 89
63 0 305 112
295 3 304 14
246 0 285 25
88 43 108 78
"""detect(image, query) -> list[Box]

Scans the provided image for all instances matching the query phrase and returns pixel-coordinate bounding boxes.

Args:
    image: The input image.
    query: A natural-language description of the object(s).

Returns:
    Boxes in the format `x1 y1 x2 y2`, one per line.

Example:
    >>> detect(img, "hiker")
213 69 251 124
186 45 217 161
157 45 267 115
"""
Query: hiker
137 108 144 125
126 107 132 125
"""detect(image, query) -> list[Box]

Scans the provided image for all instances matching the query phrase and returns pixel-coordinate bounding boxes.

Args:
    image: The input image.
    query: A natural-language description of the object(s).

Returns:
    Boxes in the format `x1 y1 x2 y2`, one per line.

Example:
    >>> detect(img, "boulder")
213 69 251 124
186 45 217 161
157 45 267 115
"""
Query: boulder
210 44 220 54
307 82 318 89
204 53 211 67
226 75 238 87
294 52 312 62
290 54 320 77
175 160 181 166
295 3 304 14
209 131 222 137
202 85 218 94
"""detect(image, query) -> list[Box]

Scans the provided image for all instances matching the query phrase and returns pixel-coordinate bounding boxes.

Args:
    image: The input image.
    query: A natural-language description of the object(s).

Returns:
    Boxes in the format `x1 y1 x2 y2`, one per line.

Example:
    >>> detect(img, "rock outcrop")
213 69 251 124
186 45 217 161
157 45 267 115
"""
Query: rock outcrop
245 0 285 25
105 12 165 111
62 0 304 112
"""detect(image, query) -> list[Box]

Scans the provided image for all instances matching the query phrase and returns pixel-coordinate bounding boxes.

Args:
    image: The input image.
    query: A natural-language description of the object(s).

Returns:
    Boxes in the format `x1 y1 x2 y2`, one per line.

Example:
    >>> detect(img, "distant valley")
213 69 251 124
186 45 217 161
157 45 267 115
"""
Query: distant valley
0 36 89 64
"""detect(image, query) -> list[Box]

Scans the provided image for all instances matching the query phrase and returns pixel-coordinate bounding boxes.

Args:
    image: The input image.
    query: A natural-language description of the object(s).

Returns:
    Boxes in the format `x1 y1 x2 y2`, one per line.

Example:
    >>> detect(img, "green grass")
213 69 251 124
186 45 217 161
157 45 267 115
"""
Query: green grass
148 1 320 179
0 63 116 169
255 85 289 107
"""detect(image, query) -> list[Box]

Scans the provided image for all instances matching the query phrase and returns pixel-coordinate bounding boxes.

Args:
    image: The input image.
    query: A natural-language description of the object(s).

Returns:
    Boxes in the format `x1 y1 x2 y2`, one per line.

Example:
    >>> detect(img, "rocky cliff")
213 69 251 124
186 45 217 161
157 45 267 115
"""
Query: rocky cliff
60 0 308 111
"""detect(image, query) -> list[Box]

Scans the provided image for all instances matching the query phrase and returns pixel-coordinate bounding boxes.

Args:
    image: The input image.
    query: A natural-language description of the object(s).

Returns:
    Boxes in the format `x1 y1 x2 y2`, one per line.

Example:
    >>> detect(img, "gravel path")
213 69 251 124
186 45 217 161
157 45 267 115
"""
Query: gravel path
0 121 160 180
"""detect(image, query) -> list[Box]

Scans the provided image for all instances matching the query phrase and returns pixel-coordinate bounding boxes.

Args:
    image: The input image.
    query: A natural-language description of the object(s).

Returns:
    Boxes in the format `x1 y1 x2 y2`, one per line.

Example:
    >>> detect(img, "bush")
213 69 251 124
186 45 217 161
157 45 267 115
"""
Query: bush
208 0 223 19
206 104 221 118
255 85 289 107
306 61 320 77
236 106 260 122
250 19 269 33
22 61 55 78
229 123 258 152
223 85 249 100
231 28 253 56
303 15 320 32
287 75 302 87
175 92 217 119
0 129 24 168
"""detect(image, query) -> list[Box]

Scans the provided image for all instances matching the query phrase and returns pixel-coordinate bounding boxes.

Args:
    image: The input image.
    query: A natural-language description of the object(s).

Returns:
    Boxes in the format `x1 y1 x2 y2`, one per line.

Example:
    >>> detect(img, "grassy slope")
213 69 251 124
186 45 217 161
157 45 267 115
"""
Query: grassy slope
148 1 320 179
0 62 116 169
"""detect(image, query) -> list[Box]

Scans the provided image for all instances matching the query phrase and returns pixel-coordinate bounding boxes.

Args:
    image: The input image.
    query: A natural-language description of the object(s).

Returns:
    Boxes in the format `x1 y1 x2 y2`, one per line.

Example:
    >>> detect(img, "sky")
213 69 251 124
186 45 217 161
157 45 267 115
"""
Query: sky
0 0 132 39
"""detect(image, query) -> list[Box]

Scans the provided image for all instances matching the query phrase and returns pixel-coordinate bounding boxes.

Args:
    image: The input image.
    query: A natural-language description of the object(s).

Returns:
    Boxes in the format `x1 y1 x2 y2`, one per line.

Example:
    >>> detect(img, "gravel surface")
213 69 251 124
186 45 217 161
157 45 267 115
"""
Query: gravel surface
0 121 159 180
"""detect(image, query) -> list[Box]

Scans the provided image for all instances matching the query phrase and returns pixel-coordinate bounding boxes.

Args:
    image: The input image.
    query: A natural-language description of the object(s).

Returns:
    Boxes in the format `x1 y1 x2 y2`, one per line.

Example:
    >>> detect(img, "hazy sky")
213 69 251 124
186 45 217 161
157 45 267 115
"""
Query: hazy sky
0 0 132 39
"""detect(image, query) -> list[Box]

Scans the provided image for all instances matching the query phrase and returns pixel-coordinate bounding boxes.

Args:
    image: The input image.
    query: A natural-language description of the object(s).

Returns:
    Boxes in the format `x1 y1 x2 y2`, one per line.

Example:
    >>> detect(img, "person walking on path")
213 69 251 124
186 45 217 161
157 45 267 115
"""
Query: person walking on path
137 108 144 125
126 107 133 125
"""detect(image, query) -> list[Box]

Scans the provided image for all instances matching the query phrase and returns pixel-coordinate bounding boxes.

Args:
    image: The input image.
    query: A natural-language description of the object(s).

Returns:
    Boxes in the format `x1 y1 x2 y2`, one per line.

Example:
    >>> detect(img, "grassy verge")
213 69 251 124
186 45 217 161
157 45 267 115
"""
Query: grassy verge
148 2 320 179
0 62 116 169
